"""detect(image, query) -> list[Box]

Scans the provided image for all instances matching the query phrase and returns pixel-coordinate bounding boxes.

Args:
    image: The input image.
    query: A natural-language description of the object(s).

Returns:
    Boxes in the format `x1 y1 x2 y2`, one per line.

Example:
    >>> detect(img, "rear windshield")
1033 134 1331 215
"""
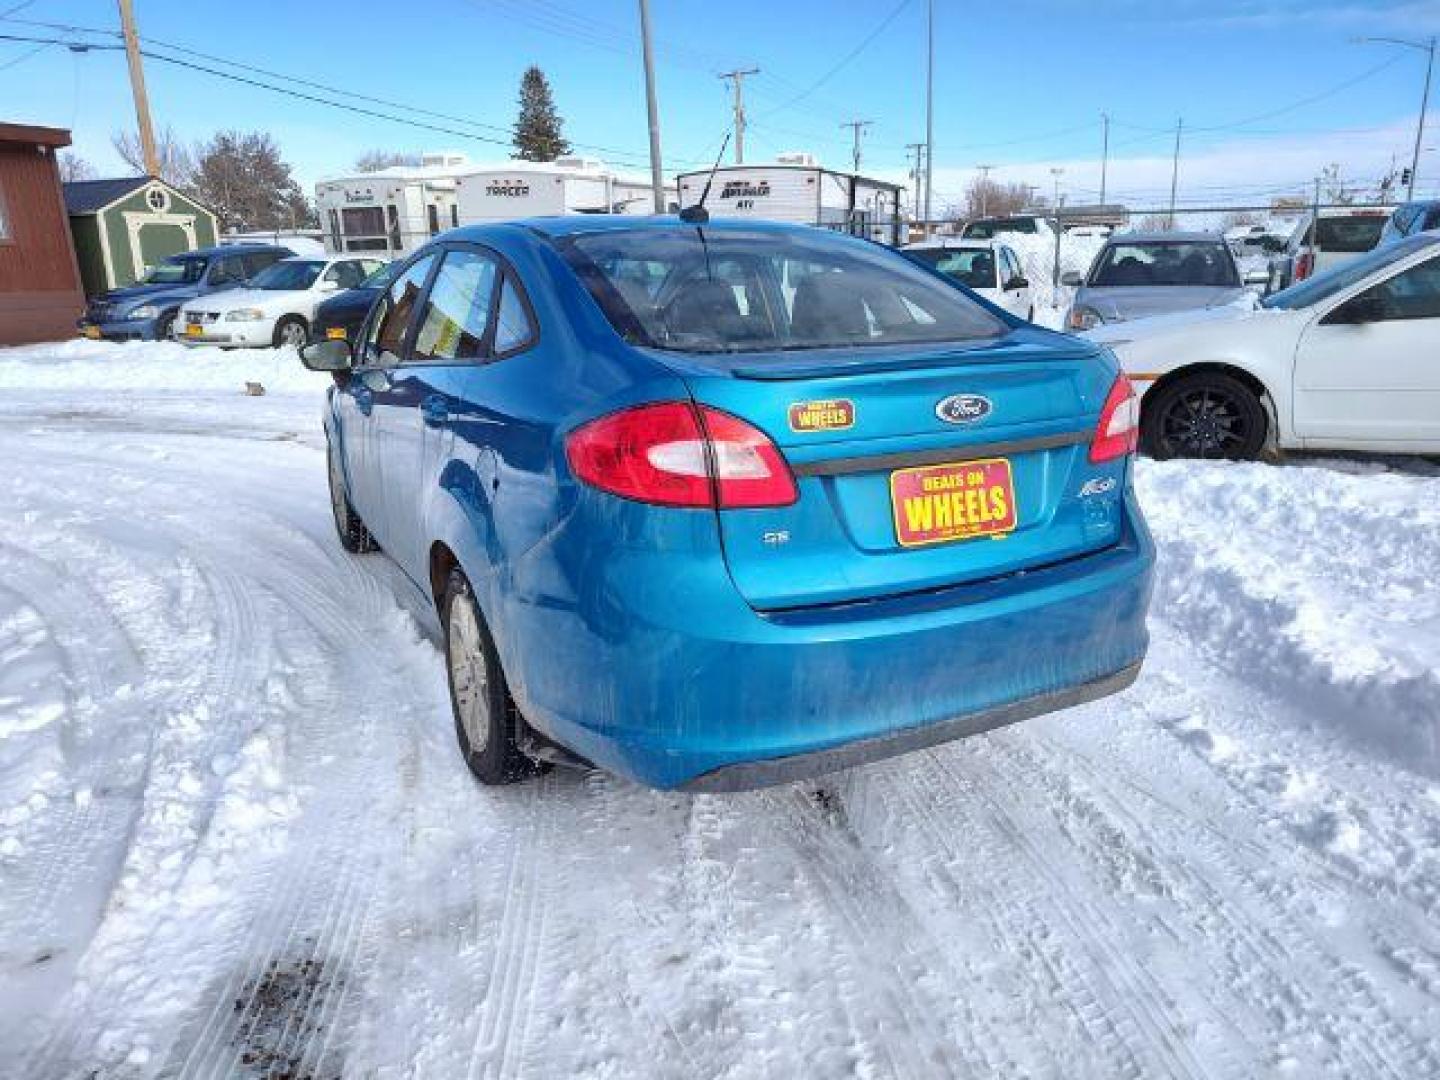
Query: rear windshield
1090 242 1239 287
560 228 1007 355
1311 215 1386 253
904 248 997 289
963 218 1038 238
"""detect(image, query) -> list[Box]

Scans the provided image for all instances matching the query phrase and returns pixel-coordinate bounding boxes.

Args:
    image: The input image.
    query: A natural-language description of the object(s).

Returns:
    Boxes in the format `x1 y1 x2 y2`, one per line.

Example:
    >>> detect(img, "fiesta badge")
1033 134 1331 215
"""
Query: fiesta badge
935 393 993 425
788 398 855 433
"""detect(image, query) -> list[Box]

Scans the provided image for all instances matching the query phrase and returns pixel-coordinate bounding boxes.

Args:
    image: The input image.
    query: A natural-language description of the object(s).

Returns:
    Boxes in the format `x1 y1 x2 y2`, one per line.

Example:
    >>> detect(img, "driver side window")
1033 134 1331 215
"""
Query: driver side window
1342 257 1440 323
360 254 437 367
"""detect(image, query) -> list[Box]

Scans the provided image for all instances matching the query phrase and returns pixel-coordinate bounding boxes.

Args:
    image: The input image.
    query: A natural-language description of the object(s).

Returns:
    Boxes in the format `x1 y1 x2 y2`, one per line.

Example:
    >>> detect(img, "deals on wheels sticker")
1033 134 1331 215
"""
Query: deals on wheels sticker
891 457 1017 547
788 398 855 432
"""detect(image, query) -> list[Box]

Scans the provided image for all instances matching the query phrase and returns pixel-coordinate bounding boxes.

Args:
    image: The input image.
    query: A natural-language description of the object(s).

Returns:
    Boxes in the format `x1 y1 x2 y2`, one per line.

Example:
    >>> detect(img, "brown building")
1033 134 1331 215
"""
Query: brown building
0 122 85 345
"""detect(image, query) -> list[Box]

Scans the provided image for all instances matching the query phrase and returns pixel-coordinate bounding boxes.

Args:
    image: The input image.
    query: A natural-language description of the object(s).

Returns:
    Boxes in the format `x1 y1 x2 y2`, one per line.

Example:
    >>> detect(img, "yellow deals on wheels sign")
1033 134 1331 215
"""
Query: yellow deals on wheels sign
891 457 1017 547
787 399 855 433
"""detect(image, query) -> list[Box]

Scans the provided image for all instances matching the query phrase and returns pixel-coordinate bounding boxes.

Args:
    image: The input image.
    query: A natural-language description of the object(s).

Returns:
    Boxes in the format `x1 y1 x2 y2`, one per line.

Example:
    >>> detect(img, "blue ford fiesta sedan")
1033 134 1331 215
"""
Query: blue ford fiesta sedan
301 217 1154 792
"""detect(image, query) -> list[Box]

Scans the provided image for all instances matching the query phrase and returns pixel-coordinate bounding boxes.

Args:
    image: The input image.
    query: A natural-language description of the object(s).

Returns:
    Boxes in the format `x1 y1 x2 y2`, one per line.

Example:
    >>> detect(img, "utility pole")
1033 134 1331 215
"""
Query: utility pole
1099 112 1110 206
1355 36 1436 201
976 164 994 216
117 0 159 177
1167 117 1183 229
1411 36 1435 200
637 0 666 213
718 67 760 164
840 119 873 173
905 142 926 226
923 0 935 234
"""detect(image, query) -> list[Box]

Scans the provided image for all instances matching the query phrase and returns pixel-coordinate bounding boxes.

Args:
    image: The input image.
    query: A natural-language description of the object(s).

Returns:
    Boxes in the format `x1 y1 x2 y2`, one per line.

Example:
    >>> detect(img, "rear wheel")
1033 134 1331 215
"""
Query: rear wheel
1141 371 1268 461
274 315 308 349
327 445 377 553
156 312 176 341
442 569 529 785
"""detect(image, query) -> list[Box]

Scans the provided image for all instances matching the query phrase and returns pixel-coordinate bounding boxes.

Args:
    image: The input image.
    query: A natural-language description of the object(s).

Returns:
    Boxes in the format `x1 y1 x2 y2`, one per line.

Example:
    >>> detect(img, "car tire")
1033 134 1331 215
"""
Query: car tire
441 568 530 786
1141 371 1268 461
1026 305 1035 321
274 315 308 349
157 312 176 341
327 445 378 554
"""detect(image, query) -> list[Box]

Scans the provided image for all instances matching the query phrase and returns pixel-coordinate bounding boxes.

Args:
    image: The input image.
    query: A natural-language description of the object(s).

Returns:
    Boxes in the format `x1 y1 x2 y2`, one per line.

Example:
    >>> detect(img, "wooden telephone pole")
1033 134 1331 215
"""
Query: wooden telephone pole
117 0 159 177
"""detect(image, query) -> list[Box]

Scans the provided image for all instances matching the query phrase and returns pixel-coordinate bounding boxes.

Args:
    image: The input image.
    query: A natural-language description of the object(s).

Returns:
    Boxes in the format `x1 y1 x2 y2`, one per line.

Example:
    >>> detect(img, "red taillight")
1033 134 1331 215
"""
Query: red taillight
566 401 798 509
1294 251 1315 282
1089 374 1139 463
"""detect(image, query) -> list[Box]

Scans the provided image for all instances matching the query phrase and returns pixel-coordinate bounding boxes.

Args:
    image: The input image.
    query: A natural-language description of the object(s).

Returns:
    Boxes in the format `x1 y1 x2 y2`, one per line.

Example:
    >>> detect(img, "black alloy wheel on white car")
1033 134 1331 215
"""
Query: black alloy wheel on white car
1141 371 1268 461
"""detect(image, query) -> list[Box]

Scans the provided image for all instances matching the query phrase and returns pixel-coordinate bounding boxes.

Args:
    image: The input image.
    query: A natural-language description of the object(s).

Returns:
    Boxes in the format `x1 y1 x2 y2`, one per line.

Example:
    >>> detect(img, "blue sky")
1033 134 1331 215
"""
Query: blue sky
3 0 1437 212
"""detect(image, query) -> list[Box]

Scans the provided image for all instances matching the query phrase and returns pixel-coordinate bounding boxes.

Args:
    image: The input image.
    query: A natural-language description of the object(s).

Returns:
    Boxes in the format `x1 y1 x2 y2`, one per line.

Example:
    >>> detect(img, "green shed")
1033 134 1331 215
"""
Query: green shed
63 177 219 296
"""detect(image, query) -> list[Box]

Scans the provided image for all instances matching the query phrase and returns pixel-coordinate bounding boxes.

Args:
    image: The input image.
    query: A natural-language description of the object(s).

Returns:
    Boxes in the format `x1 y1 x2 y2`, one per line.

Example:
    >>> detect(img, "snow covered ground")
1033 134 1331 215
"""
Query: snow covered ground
1 341 1439 1079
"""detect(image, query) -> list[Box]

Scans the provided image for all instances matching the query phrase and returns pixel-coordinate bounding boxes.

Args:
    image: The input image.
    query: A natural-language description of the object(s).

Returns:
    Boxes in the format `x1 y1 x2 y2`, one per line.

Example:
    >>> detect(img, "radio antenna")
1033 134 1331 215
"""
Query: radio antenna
679 132 732 224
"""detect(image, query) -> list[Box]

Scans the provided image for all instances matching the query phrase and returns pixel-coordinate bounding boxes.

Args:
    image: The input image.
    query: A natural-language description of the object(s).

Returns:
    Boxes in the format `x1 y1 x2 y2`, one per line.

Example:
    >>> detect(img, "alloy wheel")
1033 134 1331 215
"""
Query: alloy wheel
280 320 307 347
1160 387 1251 458
447 595 491 754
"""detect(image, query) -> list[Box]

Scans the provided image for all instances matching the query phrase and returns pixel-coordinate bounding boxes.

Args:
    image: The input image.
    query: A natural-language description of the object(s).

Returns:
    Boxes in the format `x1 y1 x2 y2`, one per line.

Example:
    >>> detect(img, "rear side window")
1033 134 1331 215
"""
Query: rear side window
1314 216 1385 253
1424 207 1440 233
493 277 536 355
411 249 499 362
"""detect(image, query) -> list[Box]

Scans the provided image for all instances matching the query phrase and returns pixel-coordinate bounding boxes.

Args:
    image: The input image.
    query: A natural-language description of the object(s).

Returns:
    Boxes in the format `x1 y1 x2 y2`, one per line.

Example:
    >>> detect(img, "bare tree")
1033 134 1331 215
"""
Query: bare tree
354 149 421 173
112 125 196 187
58 151 97 183
1219 211 1261 231
1137 213 1177 231
961 176 1031 221
190 130 313 231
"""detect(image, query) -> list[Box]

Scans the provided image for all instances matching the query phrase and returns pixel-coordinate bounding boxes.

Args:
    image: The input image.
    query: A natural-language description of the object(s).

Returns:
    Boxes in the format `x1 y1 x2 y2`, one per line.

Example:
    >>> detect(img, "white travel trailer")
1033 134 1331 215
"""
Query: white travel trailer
454 157 672 224
675 153 904 245
315 152 473 259
315 154 674 258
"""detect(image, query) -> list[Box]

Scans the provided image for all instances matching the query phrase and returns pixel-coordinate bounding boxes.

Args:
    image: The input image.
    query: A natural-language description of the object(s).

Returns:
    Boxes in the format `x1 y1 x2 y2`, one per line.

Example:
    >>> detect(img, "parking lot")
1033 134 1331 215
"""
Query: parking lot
1 341 1437 1077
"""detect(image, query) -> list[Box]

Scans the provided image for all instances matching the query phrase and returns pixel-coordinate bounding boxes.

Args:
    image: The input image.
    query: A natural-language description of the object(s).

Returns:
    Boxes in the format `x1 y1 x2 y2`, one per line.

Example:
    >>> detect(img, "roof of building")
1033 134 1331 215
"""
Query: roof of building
0 122 72 148
63 176 154 215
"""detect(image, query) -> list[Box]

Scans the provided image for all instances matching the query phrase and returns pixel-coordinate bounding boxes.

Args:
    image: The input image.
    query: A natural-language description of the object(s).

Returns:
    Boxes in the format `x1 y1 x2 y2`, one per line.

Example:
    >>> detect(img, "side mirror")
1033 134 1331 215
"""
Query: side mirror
1060 271 1083 287
1243 269 1270 286
299 338 354 371
1005 275 1030 291
1326 294 1387 326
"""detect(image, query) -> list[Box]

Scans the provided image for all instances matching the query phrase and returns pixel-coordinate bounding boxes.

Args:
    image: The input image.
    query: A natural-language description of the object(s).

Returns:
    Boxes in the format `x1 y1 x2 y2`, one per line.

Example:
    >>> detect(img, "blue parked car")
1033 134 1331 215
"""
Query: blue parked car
301 218 1154 791
79 243 293 341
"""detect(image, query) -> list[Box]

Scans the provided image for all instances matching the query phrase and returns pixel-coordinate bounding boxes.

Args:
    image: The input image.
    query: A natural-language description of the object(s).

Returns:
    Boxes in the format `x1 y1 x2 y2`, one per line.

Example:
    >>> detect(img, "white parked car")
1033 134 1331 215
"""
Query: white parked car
1084 234 1440 458
176 256 385 348
901 239 1035 320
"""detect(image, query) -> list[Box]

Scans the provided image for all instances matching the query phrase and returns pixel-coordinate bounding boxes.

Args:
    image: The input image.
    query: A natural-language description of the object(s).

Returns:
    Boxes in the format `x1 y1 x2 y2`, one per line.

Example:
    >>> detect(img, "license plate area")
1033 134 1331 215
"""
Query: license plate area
185 323 203 337
82 325 102 340
890 457 1017 548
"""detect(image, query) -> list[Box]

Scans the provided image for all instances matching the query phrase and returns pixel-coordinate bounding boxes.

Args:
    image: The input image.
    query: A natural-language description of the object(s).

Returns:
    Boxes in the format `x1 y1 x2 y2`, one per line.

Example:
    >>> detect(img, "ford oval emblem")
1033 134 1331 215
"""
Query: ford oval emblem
935 394 992 425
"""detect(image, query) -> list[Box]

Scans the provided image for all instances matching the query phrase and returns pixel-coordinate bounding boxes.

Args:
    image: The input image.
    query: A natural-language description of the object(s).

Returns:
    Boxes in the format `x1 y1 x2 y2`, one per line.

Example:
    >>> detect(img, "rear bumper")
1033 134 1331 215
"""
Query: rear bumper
682 661 1141 792
508 492 1155 790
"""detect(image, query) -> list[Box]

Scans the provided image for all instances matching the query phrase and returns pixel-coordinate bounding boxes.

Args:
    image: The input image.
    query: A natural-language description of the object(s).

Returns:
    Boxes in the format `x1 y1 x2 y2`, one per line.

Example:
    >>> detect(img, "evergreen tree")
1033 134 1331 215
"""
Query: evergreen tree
512 66 570 162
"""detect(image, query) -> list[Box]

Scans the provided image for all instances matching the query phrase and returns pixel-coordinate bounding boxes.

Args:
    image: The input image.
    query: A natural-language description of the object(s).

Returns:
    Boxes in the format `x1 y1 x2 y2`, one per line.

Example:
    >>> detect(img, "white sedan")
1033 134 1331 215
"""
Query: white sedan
176 256 385 348
1084 234 1440 459
901 240 1035 320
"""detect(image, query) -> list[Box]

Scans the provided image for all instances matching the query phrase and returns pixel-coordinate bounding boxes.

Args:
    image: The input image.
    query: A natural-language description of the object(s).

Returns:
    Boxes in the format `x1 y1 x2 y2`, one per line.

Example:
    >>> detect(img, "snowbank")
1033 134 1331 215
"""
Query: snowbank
0 339 330 395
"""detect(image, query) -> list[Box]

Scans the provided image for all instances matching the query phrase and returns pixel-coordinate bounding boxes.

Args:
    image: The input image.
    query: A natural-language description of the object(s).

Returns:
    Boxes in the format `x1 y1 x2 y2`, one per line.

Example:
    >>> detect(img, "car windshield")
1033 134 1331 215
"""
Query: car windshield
249 260 325 291
142 257 206 285
560 227 1007 355
1264 234 1439 310
963 218 1037 238
360 261 399 289
1090 241 1239 287
905 248 997 290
